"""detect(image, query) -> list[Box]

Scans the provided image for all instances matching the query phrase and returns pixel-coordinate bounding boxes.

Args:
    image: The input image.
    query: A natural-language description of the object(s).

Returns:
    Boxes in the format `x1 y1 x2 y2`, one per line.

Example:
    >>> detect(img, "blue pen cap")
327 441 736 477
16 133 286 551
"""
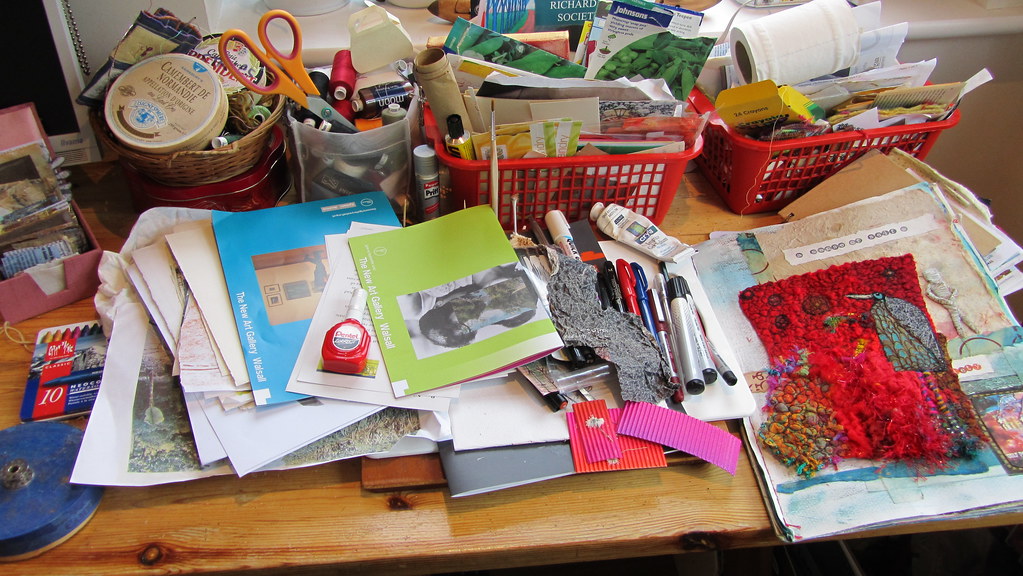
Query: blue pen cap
630 262 648 292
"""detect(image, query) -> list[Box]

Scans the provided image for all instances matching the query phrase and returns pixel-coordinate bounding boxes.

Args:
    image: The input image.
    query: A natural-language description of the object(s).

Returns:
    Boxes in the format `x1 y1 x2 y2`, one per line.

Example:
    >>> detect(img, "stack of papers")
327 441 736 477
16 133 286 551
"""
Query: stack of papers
72 196 569 485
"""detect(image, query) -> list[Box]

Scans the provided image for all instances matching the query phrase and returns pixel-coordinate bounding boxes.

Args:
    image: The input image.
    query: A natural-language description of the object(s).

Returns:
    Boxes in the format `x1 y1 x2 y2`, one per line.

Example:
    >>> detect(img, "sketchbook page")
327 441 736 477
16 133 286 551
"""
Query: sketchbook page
749 184 1013 338
350 205 564 397
132 240 186 349
210 193 401 406
72 302 231 486
165 223 249 389
182 391 228 467
742 351 1023 542
200 392 383 477
449 369 620 451
599 241 756 421
288 228 457 412
124 260 175 356
695 186 1023 541
177 294 236 394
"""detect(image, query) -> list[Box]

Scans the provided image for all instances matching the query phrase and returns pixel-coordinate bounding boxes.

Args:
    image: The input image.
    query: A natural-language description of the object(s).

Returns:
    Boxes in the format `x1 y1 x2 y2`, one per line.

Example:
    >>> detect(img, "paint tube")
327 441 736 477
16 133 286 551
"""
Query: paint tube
589 202 696 264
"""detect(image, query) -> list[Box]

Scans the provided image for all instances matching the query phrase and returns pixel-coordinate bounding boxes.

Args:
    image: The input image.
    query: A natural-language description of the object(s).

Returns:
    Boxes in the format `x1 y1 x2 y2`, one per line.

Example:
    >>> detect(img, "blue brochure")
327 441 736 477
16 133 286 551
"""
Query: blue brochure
212 193 400 405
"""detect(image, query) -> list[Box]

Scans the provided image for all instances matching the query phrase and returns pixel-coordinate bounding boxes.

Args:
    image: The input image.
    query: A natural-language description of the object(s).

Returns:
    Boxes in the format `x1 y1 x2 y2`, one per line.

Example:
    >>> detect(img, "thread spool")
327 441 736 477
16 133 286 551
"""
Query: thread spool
330 97 356 122
330 50 356 101
381 103 407 125
309 70 332 101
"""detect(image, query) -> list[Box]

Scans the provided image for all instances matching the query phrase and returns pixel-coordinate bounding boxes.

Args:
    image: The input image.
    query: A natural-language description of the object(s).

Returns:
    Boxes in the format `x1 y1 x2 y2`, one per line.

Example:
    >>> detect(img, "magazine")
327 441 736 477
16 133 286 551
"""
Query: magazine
349 205 564 397
211 193 401 405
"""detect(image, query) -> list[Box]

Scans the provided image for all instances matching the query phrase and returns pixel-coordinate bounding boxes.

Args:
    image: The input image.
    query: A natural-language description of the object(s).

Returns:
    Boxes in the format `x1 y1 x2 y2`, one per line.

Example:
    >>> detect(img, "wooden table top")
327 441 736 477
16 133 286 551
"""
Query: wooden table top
1 162 1019 575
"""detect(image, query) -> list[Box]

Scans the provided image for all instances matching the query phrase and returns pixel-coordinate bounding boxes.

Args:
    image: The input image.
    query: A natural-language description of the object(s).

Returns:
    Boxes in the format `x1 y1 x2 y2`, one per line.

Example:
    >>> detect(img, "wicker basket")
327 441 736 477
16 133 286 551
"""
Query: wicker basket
91 94 286 187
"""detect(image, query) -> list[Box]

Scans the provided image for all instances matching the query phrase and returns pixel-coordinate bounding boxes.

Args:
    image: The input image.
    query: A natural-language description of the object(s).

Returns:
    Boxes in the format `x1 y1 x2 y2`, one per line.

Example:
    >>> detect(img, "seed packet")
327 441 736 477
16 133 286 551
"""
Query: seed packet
77 8 202 108
585 0 715 100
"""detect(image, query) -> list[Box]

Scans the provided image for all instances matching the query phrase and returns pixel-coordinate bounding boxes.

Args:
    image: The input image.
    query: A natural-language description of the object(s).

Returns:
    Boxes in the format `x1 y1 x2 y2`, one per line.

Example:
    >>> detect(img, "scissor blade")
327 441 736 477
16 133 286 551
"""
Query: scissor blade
304 96 357 133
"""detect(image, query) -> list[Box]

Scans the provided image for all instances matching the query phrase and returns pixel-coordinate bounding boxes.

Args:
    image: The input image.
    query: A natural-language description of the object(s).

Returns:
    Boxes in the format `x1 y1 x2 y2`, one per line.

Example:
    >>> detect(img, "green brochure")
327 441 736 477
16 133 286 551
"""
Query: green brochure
349 205 564 397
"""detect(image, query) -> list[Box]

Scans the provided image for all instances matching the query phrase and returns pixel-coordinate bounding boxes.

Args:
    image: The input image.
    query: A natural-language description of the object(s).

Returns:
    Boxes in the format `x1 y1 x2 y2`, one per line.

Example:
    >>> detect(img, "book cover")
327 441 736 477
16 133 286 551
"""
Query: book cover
211 193 401 405
349 205 564 397
478 0 599 50
21 321 106 421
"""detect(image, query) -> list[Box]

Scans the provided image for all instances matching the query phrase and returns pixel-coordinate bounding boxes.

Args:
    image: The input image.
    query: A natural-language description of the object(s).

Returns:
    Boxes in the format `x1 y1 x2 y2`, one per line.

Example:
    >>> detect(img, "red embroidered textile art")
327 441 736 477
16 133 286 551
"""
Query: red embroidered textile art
739 254 980 477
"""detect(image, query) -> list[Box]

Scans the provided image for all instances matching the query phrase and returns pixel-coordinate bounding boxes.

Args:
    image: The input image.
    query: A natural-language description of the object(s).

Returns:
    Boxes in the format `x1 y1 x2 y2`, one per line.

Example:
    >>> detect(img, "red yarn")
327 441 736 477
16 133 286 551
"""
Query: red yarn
808 341 951 464
742 254 977 475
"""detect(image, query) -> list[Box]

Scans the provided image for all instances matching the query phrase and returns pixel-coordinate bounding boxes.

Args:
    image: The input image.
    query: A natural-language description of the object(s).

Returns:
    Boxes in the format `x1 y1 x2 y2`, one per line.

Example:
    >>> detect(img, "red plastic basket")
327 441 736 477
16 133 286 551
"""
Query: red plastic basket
425 109 701 231
688 89 960 215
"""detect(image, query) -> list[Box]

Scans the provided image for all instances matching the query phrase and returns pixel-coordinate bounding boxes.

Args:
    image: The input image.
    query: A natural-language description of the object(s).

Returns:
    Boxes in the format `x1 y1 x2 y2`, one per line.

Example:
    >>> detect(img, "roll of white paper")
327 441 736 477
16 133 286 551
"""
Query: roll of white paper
729 0 860 87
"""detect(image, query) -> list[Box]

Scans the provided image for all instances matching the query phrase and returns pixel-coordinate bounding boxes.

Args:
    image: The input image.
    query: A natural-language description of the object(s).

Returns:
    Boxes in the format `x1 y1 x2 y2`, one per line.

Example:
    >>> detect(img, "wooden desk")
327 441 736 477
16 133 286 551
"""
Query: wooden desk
1 163 1019 575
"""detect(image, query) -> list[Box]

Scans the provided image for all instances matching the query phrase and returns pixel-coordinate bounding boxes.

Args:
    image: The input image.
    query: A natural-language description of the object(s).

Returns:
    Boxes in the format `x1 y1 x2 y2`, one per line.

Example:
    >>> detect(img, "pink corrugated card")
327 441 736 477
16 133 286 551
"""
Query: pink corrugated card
617 401 741 475
568 407 667 473
569 399 622 464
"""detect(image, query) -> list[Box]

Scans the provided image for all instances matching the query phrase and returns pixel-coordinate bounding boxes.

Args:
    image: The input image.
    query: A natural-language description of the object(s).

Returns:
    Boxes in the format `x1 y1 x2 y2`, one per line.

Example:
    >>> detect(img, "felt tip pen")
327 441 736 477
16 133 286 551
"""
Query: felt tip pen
656 274 685 403
666 276 705 395
678 277 719 385
602 261 627 313
630 262 658 338
615 259 640 315
541 390 570 412
687 286 738 386
596 270 612 310
544 209 581 260
704 331 738 386
650 285 682 389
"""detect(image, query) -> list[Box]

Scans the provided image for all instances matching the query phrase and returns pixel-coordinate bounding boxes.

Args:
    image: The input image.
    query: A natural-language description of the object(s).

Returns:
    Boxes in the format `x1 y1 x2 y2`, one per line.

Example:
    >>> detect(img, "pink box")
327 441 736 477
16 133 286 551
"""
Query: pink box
0 201 102 325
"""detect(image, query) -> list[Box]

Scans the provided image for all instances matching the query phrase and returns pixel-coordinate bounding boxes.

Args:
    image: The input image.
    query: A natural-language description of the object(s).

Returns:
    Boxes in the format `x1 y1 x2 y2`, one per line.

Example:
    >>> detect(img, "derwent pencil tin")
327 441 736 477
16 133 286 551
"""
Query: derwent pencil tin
104 54 228 154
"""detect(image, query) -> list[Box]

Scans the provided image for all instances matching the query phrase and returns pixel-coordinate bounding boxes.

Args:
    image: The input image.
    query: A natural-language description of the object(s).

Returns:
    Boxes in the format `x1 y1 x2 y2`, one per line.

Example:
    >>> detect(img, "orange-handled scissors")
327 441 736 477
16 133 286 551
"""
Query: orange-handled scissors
217 10 319 110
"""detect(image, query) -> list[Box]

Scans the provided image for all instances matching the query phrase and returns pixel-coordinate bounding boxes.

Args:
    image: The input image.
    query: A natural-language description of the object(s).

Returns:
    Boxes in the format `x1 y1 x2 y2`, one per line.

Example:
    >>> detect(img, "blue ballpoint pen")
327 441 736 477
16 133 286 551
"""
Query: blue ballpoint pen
629 262 658 338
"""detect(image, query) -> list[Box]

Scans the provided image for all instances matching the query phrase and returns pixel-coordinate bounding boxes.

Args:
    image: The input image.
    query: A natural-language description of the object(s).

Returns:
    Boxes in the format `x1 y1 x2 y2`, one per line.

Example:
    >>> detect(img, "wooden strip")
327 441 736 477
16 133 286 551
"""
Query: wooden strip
360 453 448 492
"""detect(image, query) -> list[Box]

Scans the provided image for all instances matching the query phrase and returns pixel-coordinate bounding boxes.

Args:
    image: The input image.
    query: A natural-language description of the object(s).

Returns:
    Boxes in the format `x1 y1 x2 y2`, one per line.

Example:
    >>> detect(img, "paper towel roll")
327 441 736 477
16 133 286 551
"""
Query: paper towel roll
730 0 860 87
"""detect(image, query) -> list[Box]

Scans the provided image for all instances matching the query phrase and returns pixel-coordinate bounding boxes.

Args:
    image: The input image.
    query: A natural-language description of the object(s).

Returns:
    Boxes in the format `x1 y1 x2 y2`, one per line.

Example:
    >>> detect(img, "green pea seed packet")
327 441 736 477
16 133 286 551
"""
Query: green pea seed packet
584 0 715 101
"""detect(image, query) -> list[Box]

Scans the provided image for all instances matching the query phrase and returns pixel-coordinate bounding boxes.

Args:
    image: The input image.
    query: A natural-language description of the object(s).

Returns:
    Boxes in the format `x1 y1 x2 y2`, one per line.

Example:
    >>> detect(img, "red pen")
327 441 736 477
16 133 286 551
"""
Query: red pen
615 259 640 315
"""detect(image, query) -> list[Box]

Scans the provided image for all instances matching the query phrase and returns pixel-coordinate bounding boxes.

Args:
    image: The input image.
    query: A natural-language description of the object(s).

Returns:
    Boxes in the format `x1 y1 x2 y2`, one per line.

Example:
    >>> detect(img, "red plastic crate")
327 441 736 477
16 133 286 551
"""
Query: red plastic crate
689 89 960 215
425 108 702 231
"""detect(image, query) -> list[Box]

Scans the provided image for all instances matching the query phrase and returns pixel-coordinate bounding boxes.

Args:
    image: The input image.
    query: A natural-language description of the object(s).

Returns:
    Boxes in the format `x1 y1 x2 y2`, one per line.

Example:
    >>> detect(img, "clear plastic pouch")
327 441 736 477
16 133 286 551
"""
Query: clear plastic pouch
285 97 422 224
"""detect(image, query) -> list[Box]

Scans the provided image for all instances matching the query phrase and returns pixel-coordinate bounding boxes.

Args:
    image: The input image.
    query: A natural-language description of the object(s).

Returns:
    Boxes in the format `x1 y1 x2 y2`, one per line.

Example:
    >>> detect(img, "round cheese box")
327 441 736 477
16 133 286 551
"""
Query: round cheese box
104 53 229 154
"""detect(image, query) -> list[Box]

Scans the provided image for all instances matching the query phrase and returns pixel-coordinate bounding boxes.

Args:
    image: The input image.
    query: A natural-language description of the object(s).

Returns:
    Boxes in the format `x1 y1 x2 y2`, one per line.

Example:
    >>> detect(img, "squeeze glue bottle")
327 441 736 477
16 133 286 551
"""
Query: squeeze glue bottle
589 202 695 263
321 288 371 374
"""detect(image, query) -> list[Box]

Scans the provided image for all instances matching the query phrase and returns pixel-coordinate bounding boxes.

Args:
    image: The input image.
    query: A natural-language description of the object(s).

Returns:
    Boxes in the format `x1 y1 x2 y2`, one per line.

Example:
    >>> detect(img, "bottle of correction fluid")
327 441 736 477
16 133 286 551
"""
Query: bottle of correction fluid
321 288 371 374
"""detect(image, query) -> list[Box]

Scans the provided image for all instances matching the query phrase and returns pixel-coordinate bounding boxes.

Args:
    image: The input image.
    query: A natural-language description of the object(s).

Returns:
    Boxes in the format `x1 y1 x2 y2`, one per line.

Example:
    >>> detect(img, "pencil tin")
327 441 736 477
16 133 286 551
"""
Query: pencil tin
121 125 290 212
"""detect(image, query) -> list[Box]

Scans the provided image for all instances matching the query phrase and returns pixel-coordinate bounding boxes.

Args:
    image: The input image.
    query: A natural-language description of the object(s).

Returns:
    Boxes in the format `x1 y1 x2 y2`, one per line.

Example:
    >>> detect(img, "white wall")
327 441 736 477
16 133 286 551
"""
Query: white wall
897 32 1023 315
